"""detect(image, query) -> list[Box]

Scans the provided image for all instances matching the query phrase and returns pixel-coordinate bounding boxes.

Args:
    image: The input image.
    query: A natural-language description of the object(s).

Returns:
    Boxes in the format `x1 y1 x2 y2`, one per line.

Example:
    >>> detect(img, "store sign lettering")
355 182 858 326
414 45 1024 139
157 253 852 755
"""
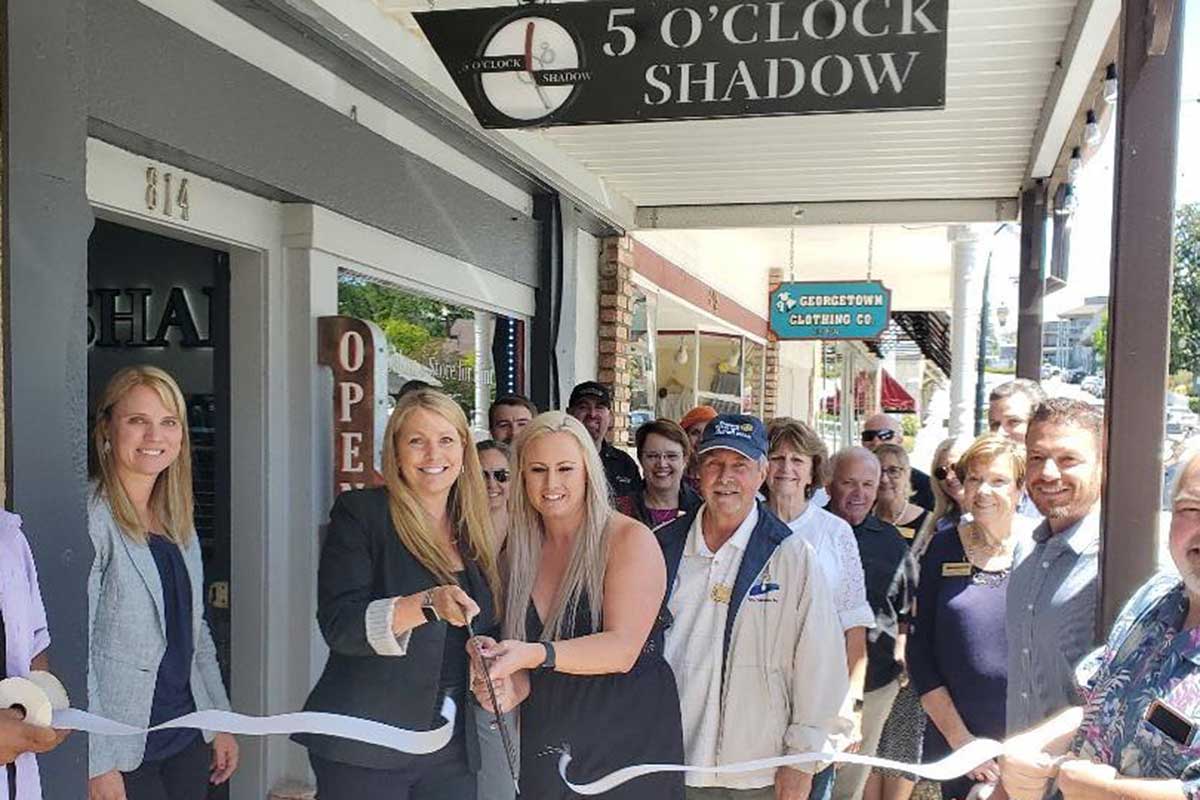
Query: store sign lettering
319 317 390 496
415 0 947 128
87 287 213 348
769 280 891 340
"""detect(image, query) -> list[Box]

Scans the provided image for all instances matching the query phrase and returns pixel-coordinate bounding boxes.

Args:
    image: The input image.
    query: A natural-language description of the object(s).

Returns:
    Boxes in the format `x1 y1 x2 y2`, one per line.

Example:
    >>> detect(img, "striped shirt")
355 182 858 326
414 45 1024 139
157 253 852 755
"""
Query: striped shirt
1005 509 1100 734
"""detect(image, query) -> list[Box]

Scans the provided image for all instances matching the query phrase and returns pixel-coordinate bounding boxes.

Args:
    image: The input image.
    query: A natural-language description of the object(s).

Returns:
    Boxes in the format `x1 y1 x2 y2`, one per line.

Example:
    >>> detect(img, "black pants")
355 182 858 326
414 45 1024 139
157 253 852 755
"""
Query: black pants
310 741 475 800
123 736 211 800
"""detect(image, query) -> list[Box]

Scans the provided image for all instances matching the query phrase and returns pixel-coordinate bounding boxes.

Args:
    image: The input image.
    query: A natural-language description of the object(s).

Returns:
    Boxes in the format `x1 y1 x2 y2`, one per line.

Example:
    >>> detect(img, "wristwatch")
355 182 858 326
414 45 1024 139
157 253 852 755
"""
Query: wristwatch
421 588 441 624
537 641 556 671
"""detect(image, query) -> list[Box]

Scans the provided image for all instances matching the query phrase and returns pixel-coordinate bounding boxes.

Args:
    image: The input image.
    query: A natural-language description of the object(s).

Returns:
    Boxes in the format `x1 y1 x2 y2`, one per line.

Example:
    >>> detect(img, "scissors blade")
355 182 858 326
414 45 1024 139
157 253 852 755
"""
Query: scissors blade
468 622 521 795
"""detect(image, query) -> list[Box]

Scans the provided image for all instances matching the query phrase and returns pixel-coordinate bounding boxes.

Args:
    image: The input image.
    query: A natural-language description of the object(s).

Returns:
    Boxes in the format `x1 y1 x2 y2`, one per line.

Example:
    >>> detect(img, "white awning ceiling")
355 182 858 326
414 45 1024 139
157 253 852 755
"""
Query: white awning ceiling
373 0 1117 218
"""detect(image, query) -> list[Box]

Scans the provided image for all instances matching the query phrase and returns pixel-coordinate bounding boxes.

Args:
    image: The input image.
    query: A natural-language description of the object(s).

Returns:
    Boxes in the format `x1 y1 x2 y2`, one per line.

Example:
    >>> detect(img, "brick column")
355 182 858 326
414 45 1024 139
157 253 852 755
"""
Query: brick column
599 235 635 445
764 268 783 420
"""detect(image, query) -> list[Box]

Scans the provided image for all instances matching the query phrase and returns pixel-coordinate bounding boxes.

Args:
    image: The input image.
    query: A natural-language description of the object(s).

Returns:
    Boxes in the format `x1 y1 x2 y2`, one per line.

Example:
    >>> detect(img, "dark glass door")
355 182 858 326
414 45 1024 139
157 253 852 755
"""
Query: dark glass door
86 221 233 772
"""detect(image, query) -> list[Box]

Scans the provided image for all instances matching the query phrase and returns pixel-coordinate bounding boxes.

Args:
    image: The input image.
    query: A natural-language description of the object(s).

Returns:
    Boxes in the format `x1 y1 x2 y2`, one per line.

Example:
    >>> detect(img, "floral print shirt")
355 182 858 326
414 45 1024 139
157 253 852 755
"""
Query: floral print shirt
1072 573 1200 798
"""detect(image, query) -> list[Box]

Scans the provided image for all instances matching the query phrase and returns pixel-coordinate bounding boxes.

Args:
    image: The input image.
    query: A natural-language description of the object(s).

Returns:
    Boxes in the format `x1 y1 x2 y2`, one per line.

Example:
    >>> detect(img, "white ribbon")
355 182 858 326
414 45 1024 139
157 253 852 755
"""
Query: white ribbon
49 698 457 756
558 738 1005 796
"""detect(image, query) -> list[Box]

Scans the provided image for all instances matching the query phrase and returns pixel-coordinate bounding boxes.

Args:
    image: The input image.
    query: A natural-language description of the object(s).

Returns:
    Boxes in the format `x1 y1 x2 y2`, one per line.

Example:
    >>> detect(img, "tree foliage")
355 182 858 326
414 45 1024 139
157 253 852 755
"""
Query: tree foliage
1091 310 1108 365
337 274 480 413
1172 203 1200 376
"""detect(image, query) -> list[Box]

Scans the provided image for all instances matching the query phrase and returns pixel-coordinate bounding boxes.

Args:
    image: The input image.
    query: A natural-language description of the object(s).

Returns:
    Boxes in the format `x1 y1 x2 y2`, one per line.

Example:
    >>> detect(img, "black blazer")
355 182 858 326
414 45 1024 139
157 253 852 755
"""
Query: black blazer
294 487 498 770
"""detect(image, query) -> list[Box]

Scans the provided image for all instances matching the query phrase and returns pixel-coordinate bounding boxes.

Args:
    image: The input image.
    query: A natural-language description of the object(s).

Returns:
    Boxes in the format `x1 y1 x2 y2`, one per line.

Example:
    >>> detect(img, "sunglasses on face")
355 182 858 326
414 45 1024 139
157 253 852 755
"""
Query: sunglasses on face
861 429 897 444
482 468 510 484
934 464 957 481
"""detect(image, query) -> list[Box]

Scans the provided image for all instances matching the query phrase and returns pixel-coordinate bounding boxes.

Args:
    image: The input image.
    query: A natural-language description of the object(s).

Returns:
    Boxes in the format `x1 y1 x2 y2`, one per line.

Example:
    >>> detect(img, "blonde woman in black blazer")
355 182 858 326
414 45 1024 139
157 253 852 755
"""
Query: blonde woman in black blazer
295 389 503 800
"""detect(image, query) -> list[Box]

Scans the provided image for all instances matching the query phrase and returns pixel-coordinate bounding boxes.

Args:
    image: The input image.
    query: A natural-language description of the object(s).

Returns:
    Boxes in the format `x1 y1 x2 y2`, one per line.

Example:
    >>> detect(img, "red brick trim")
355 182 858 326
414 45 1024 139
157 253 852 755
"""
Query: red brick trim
631 241 769 339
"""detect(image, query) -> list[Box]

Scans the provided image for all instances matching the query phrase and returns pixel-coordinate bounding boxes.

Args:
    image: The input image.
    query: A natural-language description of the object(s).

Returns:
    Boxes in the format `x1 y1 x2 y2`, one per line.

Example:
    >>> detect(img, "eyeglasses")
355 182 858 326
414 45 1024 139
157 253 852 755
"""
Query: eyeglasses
881 466 906 479
861 429 897 444
482 468 510 483
934 464 957 481
643 452 683 463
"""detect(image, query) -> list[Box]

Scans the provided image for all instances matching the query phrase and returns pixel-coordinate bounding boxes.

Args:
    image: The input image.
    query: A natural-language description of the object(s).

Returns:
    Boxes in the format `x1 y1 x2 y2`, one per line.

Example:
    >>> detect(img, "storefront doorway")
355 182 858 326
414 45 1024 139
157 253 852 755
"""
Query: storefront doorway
86 220 233 696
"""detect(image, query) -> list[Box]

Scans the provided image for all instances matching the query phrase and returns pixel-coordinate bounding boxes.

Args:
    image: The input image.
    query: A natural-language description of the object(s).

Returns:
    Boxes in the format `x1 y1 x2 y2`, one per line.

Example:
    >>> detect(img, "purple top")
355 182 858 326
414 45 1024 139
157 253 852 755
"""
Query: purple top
907 528 1008 761
0 510 51 800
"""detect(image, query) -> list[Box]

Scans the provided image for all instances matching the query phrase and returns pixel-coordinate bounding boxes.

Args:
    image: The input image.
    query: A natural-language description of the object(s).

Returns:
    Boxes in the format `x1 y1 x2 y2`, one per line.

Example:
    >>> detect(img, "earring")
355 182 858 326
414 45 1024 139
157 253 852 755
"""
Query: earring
102 440 111 454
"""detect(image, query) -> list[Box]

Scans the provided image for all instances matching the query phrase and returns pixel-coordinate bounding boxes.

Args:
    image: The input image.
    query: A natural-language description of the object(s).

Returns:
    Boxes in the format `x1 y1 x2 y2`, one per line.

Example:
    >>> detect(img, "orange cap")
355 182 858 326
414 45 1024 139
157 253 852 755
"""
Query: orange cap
679 405 719 432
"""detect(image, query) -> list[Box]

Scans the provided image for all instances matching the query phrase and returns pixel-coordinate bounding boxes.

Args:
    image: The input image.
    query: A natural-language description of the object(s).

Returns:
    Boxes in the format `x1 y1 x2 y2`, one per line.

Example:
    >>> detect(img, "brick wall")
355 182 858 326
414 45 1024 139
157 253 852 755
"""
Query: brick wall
765 268 784 420
599 235 634 444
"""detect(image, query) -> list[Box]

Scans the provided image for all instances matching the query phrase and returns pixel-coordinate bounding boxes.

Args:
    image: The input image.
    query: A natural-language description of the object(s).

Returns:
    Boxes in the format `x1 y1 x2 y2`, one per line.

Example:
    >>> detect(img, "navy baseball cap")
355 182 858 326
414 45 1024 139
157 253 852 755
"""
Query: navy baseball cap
697 414 768 461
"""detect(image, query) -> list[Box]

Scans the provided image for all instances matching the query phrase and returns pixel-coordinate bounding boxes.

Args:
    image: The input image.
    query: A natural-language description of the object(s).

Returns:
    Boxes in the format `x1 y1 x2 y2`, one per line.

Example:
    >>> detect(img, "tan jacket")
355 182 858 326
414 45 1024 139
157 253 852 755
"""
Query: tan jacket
660 503 854 790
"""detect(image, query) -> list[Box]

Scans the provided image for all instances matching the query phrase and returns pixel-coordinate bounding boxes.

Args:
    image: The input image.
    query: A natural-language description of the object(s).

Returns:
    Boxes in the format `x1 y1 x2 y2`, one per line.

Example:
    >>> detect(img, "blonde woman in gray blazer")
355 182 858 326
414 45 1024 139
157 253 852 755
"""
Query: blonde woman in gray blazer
87 366 237 800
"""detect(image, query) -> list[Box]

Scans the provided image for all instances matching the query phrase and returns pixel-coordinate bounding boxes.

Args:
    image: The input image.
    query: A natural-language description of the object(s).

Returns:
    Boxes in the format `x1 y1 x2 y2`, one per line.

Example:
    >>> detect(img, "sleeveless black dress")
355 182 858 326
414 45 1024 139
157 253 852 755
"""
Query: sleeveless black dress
519 596 685 799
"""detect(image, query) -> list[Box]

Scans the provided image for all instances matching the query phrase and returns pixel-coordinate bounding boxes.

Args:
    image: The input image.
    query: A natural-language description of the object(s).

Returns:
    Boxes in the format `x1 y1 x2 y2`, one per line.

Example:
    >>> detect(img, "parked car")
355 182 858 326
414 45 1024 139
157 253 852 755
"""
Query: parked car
629 408 654 430
1066 369 1087 384
1081 375 1104 397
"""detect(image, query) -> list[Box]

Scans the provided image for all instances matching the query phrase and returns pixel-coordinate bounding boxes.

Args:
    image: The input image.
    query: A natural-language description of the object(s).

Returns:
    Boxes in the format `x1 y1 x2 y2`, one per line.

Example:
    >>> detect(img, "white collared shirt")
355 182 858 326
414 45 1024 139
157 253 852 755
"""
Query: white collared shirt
665 504 758 786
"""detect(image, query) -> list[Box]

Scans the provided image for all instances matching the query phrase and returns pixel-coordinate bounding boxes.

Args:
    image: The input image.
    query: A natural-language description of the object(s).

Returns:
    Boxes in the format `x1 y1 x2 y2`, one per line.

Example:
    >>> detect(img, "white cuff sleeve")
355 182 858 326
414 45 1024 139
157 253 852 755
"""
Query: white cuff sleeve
365 597 412 656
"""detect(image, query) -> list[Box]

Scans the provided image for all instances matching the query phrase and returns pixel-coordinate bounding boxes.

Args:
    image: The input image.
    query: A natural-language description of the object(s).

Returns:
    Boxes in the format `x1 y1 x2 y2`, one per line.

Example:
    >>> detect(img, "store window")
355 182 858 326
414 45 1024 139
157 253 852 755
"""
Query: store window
657 331 698 421
698 333 745 415
628 287 658 443
816 343 846 453
337 270 525 429
744 340 765 417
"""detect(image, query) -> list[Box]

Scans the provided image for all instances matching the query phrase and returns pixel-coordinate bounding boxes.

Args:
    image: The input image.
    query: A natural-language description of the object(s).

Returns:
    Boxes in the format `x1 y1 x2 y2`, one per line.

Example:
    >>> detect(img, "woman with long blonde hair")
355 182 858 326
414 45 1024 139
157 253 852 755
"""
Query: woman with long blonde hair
87 365 238 800
469 412 684 799
295 388 501 800
912 436 973 561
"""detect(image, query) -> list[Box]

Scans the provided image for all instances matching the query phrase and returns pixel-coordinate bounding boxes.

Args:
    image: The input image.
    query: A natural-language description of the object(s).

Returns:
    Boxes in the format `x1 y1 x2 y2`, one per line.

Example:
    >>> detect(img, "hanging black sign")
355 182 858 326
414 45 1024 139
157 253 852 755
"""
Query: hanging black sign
414 0 947 129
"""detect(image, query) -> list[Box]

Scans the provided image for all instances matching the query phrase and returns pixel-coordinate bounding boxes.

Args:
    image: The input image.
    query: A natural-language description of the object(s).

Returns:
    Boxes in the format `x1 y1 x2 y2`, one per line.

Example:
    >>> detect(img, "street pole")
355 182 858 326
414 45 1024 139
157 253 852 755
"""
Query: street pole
975 257 992 435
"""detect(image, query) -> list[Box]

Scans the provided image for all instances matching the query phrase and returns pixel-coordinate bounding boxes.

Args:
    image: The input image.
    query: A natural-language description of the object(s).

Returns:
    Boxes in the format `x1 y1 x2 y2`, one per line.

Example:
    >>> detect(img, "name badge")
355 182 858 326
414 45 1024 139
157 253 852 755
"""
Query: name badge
711 583 733 604
942 562 973 577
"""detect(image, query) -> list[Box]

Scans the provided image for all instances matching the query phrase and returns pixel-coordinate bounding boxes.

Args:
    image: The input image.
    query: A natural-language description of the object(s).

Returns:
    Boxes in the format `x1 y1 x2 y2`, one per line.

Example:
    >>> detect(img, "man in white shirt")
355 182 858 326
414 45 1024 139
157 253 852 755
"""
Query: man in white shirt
658 414 852 800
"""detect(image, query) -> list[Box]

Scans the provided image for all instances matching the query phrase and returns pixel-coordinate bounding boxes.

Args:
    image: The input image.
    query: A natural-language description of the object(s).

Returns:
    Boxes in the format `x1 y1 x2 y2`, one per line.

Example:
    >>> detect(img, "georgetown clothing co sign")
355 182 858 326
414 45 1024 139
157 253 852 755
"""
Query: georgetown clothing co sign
415 0 948 128
769 280 891 340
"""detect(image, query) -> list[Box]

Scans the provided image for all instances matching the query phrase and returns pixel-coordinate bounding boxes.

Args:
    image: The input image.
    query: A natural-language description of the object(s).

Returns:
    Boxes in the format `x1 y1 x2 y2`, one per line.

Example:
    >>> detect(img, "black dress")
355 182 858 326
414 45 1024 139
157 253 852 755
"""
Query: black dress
519 596 685 800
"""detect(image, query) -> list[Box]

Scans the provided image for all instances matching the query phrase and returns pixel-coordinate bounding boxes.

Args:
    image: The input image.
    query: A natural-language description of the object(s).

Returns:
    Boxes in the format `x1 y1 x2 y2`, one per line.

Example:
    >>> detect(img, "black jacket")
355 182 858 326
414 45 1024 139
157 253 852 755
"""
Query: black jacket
601 440 643 498
294 487 498 770
911 468 936 512
616 483 703 529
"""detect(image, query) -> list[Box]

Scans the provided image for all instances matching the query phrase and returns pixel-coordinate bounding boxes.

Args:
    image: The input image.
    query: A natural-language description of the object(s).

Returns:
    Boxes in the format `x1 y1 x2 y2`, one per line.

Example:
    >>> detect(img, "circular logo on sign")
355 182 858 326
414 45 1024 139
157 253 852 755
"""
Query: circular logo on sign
478 17 581 122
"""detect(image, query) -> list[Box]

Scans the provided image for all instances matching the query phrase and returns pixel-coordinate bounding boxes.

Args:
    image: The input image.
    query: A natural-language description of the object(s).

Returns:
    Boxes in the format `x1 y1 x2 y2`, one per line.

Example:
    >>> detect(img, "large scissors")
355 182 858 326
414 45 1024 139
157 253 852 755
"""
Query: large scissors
468 621 521 796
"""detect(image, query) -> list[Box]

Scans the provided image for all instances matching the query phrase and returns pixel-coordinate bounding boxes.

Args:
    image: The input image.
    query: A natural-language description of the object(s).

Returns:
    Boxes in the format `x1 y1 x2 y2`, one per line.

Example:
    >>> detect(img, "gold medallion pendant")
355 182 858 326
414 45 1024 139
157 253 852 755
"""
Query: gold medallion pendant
711 583 733 604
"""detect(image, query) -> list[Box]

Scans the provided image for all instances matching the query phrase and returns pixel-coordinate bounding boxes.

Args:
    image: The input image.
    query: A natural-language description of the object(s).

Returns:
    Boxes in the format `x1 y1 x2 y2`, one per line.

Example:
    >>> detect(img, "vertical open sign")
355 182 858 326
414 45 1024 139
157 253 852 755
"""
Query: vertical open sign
318 316 390 496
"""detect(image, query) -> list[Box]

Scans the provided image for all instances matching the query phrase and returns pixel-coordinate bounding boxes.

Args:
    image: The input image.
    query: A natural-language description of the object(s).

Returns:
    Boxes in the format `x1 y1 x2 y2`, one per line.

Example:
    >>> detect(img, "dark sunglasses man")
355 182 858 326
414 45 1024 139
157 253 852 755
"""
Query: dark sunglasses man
859 414 934 512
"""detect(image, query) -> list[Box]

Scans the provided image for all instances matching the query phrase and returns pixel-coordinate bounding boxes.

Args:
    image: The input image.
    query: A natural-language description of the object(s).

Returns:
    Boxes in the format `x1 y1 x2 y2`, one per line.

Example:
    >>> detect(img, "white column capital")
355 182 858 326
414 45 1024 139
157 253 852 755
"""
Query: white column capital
947 223 991 246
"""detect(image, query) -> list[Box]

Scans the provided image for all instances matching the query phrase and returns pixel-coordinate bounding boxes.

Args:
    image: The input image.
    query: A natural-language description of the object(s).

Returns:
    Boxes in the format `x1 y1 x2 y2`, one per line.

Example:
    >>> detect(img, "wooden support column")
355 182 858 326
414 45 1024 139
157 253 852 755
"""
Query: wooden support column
1100 0 1186 633
1016 181 1048 380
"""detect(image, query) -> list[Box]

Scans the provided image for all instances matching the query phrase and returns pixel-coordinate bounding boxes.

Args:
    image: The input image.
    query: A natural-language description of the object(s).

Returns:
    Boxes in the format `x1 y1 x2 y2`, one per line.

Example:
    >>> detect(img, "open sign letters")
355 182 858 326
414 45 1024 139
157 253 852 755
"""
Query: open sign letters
415 0 948 128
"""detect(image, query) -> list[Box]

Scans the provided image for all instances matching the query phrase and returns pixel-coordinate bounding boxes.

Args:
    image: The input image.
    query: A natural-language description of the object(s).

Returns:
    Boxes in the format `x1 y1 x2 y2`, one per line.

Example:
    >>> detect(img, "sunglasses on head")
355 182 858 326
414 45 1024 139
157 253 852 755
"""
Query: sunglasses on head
861 429 897 444
482 468 510 484
933 464 957 481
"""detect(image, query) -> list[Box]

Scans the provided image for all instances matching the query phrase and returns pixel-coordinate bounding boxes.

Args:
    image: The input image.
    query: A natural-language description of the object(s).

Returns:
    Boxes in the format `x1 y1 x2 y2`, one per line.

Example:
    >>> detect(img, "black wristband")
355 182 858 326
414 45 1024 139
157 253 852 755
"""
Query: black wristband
537 641 556 671
421 589 441 624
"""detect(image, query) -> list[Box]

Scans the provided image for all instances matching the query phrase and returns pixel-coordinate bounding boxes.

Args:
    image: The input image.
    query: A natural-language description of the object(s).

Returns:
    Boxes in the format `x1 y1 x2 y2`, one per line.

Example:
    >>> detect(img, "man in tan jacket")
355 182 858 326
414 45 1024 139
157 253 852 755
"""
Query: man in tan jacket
658 414 853 800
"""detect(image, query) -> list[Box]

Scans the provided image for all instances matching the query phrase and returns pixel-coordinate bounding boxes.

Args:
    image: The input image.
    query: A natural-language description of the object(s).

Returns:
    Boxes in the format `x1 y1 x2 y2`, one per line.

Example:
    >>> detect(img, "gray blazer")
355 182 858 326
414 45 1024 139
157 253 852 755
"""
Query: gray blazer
86 484 231 778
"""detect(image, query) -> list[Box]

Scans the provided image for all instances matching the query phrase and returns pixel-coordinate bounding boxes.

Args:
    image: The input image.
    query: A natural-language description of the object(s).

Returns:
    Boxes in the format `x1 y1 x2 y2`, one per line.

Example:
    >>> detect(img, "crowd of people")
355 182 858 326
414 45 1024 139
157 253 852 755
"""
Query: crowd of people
3 369 1200 800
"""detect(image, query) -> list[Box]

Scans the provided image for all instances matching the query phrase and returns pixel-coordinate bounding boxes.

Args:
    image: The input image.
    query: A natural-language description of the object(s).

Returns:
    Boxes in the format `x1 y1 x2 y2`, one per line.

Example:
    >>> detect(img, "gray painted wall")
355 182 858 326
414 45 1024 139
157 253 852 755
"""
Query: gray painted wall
5 0 93 795
86 0 542 289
